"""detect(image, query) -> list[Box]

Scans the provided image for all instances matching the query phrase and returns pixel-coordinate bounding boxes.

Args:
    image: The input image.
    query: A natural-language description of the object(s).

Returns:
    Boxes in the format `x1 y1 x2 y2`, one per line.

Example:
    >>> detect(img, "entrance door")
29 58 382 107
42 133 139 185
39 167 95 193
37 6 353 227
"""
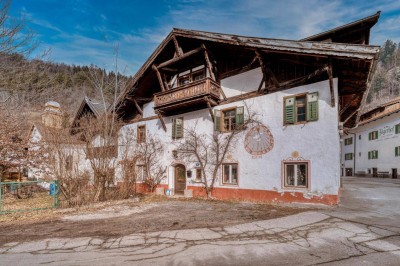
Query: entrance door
392 168 398 179
345 168 353 177
372 168 378 177
174 164 186 194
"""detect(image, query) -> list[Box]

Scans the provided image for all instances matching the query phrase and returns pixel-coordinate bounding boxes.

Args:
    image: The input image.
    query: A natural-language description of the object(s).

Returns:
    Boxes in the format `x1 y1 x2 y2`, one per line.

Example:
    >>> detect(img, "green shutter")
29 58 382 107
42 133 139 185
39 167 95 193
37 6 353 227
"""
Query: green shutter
306 92 319 121
396 124 400 134
368 132 372 140
395 147 399 157
368 151 371 160
236 106 244 127
214 110 221 131
175 118 183 139
376 150 378 159
284 97 295 124
172 118 176 139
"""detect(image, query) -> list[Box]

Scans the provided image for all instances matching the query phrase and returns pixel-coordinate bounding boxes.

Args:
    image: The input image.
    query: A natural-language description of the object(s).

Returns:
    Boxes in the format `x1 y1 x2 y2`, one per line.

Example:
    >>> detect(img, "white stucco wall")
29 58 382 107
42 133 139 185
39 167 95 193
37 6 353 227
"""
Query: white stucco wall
341 113 400 175
221 67 263 97
119 72 340 196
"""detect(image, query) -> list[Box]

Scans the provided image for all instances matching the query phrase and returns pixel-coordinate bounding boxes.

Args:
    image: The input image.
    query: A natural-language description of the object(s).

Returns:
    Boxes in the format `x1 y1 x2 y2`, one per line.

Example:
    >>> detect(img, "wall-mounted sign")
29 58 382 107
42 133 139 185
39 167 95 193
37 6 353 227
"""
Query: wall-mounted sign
379 125 397 140
244 125 274 156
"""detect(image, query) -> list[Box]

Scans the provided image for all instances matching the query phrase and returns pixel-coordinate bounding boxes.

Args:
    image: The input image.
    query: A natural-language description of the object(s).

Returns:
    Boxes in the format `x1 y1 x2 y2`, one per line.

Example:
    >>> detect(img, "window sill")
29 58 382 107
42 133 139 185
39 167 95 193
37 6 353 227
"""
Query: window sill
221 183 239 187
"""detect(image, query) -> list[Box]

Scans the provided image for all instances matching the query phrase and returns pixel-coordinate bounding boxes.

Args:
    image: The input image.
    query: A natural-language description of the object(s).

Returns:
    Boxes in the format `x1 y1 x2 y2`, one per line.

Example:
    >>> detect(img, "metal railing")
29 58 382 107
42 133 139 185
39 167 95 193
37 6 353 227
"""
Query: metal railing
0 180 59 214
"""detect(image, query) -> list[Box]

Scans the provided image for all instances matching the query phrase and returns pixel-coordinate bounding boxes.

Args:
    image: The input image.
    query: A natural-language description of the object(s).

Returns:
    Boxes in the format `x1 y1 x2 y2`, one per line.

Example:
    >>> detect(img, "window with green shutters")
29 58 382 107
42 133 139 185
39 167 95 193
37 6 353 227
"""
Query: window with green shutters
345 153 353 160
368 150 378 160
368 131 378 140
396 124 400 134
344 137 353 146
214 107 244 132
284 92 318 125
395 146 400 157
172 117 184 139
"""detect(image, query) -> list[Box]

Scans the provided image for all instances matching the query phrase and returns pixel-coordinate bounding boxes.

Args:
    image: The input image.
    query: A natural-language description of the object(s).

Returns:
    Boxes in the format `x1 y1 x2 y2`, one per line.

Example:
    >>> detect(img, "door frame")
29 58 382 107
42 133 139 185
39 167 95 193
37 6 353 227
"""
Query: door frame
174 164 186 195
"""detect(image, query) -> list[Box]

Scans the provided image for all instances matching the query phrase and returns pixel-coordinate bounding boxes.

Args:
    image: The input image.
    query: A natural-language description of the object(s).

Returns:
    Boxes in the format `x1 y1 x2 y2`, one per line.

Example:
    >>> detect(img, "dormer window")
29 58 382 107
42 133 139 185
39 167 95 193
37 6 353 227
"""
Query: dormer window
177 66 206 86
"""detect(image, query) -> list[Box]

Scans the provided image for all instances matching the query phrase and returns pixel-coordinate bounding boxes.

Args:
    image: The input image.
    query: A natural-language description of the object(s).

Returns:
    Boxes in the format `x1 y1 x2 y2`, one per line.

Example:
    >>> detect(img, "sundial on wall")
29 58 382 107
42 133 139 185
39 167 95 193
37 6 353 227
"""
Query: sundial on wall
244 125 274 156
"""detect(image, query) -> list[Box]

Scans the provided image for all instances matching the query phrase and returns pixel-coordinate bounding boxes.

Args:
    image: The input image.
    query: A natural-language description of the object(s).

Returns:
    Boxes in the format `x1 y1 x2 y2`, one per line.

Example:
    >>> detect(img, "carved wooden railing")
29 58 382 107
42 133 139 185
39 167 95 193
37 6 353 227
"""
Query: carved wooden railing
154 78 220 107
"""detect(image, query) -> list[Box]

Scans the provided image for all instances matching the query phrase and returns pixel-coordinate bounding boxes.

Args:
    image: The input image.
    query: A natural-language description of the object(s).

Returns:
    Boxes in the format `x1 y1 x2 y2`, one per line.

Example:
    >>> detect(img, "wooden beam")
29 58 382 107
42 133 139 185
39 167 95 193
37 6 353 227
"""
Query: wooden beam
219 56 258 79
172 35 183 57
327 62 335 107
255 50 268 92
204 97 215 122
270 64 328 91
157 46 204 69
339 95 357 115
343 108 359 125
156 111 167 132
257 76 265 92
220 86 227 101
152 64 166 92
127 97 143 115
201 44 216 81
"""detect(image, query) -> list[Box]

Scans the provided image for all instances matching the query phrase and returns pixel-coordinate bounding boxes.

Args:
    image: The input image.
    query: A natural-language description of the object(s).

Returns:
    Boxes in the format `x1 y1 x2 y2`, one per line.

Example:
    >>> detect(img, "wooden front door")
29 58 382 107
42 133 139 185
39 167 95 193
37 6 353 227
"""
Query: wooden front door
345 168 353 177
392 168 398 179
372 168 378 177
174 164 186 194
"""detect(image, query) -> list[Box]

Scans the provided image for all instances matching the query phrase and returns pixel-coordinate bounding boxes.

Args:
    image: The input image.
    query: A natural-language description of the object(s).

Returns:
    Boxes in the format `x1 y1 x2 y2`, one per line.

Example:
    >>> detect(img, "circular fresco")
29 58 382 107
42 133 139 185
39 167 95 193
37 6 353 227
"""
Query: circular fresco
244 125 274 156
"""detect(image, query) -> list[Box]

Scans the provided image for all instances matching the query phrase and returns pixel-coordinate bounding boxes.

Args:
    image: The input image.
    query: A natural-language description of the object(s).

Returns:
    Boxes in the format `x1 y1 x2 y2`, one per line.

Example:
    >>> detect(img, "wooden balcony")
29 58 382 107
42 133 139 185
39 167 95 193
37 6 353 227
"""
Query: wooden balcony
154 78 220 115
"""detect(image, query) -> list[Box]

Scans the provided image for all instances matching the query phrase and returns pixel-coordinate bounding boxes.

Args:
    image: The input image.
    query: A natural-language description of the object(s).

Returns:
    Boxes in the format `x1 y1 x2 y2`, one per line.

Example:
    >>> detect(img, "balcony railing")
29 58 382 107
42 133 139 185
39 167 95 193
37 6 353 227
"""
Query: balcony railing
154 78 220 109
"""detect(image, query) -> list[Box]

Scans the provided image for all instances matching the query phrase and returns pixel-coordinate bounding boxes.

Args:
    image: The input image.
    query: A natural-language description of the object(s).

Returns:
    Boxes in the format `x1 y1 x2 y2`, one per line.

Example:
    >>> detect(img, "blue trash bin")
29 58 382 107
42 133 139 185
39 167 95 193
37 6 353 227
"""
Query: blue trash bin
50 183 55 196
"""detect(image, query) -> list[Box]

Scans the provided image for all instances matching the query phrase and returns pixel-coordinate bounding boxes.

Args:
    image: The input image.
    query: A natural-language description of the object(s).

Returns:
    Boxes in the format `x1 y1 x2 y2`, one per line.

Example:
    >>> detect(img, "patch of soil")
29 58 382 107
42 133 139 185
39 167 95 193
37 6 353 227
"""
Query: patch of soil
0 197 311 245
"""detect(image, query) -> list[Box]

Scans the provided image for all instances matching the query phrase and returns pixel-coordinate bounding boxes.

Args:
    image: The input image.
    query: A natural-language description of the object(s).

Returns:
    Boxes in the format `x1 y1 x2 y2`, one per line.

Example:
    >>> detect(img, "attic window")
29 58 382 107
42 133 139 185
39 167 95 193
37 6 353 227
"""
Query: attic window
177 66 205 86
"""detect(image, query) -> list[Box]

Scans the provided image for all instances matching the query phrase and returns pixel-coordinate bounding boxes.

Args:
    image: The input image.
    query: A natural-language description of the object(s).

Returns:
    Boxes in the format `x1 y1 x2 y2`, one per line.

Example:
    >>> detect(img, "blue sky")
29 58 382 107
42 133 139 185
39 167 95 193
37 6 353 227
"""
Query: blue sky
9 0 400 75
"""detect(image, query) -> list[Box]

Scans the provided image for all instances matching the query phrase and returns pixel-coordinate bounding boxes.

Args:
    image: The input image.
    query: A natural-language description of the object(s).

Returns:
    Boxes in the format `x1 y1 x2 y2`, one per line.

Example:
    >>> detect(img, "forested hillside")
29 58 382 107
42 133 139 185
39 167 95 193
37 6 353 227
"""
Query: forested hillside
0 53 129 117
366 40 400 111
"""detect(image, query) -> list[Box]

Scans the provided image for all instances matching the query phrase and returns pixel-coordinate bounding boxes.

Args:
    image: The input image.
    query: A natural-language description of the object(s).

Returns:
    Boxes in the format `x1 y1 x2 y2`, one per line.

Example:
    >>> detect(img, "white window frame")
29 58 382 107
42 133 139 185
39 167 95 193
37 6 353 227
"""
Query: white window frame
282 161 309 189
222 163 238 185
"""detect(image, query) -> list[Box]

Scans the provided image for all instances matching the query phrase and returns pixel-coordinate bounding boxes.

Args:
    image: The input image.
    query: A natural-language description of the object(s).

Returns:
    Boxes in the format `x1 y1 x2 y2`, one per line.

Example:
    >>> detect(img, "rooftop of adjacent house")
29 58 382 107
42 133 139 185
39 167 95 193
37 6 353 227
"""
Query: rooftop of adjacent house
359 96 400 126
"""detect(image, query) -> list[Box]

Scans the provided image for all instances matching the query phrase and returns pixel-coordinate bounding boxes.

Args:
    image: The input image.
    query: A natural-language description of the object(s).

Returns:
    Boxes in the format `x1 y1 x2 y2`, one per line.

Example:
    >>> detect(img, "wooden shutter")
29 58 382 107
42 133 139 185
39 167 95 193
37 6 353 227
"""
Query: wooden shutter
172 118 176 139
284 97 295 124
214 110 221 131
236 106 244 127
375 150 378 159
368 151 371 160
368 132 371 140
175 118 183 139
306 92 319 121
395 147 399 157
396 124 400 134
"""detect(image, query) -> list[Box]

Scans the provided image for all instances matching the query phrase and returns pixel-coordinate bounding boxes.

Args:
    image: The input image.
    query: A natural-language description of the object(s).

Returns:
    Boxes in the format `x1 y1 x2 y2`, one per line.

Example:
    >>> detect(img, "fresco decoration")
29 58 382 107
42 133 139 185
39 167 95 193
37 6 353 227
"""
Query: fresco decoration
244 125 274 156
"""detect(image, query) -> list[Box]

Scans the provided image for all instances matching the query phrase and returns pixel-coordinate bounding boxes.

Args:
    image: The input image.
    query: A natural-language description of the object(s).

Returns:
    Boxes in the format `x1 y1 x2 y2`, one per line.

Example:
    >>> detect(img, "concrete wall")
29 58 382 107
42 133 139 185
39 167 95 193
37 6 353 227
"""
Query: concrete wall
341 113 400 176
118 69 340 204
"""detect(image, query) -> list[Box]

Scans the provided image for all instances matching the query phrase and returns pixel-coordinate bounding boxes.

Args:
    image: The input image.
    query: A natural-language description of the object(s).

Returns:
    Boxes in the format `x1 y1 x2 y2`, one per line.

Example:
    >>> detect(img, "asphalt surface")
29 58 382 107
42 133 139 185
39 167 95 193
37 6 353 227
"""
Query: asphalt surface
1 177 400 265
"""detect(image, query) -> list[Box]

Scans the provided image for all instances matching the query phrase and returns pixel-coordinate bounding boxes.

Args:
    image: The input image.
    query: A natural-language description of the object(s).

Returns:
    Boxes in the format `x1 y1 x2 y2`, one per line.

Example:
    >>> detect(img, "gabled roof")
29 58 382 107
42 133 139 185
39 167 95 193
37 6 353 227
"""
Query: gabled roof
71 97 108 126
116 13 381 128
301 11 381 44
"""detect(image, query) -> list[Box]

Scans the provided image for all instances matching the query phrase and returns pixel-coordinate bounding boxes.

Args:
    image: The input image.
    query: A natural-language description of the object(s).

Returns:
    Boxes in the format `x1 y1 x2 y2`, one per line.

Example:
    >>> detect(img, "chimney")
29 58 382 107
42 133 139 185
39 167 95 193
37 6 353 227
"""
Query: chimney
42 101 63 129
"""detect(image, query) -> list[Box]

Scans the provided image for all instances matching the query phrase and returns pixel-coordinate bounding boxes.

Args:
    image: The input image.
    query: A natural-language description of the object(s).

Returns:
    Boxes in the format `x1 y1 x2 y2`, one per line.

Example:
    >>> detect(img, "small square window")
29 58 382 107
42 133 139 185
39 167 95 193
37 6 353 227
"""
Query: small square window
222 163 238 185
283 162 308 188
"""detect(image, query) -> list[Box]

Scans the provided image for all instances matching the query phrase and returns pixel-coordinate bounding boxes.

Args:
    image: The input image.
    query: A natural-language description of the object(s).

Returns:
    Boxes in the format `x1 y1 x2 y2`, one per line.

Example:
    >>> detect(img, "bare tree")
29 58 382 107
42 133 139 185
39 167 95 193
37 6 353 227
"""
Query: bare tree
176 104 259 198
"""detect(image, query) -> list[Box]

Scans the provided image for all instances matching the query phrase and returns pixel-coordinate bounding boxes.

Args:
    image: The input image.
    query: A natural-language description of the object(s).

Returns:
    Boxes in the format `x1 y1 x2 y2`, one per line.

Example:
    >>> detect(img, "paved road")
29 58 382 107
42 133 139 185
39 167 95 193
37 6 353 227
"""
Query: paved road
1 177 400 265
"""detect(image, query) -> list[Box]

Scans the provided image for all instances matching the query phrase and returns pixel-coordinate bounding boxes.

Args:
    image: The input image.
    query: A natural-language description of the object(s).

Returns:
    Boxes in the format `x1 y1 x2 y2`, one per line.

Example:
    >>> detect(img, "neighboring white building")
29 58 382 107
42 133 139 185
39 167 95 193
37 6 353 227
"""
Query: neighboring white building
113 13 381 205
341 97 400 178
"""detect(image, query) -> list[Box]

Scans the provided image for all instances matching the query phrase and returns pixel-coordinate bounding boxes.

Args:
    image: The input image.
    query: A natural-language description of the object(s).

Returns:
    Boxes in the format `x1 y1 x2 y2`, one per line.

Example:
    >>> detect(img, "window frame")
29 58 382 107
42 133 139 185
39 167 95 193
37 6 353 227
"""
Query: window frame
368 150 379 160
345 153 353 160
136 164 147 182
283 92 318 126
216 106 244 133
177 67 206 86
368 131 378 140
221 163 239 186
137 125 146 143
194 168 202 182
344 137 353 146
282 161 310 189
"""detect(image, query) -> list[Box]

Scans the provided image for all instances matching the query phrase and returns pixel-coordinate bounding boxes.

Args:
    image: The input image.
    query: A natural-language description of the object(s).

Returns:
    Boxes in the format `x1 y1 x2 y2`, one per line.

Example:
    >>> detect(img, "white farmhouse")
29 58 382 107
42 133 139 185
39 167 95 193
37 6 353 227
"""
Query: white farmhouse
341 97 400 178
113 13 381 205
